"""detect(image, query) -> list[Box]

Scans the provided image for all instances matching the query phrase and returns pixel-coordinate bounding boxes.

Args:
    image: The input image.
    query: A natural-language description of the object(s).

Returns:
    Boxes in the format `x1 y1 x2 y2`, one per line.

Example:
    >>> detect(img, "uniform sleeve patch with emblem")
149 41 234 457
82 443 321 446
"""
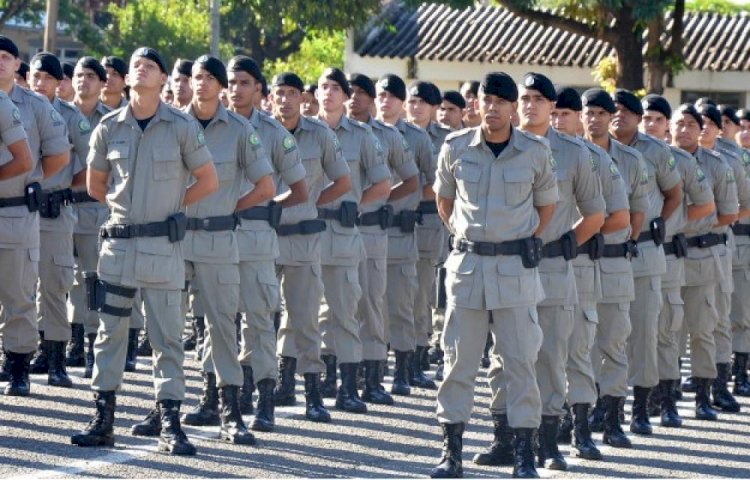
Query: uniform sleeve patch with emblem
590 153 598 170
667 155 676 170
728 168 736 183
640 168 649 185
743 151 750 167
696 167 706 182
549 155 557 171
197 130 206 145
610 162 621 178
283 135 296 152
374 138 383 155
249 132 261 149
402 137 410 151
50 109 63 125
79 118 91 133
11 108 21 125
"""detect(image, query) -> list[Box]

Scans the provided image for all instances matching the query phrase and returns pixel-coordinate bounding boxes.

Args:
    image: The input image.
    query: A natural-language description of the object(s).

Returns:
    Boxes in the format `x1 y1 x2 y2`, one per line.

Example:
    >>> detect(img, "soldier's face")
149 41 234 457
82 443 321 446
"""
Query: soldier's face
301 91 319 116
73 66 103 100
348 85 373 118
738 119 750 149
29 69 59 100
227 70 259 110
129 57 166 91
478 92 515 131
406 96 430 125
317 78 346 113
583 106 612 140
376 90 403 121
641 111 669 140
0 50 20 83
671 112 701 151
103 66 125 94
611 103 640 137
699 116 720 147
551 108 580 137
273 85 303 121
437 101 463 130
519 88 553 128
57 76 74 101
172 73 192 104
191 67 221 102
722 116 739 139
460 87 479 125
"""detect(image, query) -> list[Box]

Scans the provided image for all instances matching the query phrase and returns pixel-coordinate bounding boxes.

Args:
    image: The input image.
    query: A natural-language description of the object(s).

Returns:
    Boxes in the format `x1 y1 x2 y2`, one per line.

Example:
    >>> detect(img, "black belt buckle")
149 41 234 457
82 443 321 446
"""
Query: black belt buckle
626 239 640 258
379 205 393 230
561 230 578 261
24 182 42 213
649 216 666 246
673 233 687 258
268 201 282 228
167 212 187 242
339 201 358 228
521 237 542 268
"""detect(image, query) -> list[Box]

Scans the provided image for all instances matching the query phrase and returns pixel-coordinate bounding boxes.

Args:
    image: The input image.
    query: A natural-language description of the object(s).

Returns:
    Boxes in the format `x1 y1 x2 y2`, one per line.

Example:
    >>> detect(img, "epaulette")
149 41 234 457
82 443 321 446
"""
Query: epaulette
225 109 250 128
98 107 123 124
517 128 550 148
445 128 473 143
555 129 586 149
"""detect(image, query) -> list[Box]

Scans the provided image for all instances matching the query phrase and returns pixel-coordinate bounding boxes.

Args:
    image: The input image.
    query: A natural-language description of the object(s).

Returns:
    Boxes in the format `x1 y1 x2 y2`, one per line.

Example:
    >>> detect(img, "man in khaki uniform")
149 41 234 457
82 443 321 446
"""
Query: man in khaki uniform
170 59 193 109
516 74 605 470
270 72 351 423
70 47 217 455
611 89 683 435
672 103 738 421
640 94 715 427
226 55 308 431
459 81 480 128
316 68 391 413
582 88 649 448
376 74 437 394
348 73 420 405
25 52 87 389
432 72 558 479
100 56 128 110
437 91 466 131
68 57 112 377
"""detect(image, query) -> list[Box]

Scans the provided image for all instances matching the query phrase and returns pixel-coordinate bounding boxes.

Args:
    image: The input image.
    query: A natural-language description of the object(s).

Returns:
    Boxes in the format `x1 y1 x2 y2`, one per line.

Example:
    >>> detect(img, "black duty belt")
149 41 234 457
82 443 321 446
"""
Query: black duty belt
39 187 73 218
577 233 604 260
453 236 542 268
238 202 282 228
0 183 43 212
0 195 27 208
70 191 98 204
685 232 728 249
417 200 438 215
390 210 420 233
663 233 688 258
637 217 666 245
732 224 750 236
636 230 657 244
359 205 394 229
100 213 187 243
541 231 577 260
602 240 639 258
317 201 358 228
186 214 239 232
275 219 326 237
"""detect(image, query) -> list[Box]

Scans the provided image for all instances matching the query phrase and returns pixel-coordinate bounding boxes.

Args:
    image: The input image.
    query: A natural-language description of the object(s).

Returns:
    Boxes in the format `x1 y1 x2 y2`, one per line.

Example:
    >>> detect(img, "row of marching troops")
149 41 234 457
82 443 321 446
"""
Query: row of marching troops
0 35 748 478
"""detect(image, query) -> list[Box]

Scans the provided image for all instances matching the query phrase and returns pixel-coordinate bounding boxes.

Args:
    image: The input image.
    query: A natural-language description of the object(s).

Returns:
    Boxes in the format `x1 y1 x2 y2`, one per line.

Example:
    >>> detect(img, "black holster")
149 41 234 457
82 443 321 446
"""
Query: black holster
649 216 666 246
627 239 640 258
398 211 419 233
521 237 543 268
560 230 578 261
587 233 605 260
24 183 42 213
268 201 282 229
435 266 447 309
84 271 137 317
672 233 688 258
167 212 187 242
339 201 358 228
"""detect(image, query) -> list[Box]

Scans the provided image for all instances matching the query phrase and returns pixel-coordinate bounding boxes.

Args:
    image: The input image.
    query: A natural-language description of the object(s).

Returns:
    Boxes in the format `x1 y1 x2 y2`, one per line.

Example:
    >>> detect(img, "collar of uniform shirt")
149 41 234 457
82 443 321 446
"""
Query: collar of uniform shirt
116 101 173 126
189 101 229 125
9 84 26 104
469 125 519 154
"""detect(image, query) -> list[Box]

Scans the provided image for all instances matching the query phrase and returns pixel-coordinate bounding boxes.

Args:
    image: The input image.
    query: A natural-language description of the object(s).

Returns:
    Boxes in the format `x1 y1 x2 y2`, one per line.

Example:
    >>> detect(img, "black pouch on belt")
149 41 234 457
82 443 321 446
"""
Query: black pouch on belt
521 237 543 269
649 216 666 245
339 201 358 228
167 212 187 242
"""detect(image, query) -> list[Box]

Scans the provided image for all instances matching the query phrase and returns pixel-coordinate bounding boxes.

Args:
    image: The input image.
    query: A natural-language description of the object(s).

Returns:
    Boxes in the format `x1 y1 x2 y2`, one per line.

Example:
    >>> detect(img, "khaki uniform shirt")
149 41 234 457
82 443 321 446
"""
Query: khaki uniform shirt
74 101 112 235
0 91 37 249
88 101 213 289
607 138 650 243
184 103 273 265
435 126 558 310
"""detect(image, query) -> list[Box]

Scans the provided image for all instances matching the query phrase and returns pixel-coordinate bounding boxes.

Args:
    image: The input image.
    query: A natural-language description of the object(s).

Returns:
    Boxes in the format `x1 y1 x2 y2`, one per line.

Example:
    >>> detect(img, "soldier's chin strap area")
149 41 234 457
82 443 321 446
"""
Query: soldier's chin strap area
83 271 137 317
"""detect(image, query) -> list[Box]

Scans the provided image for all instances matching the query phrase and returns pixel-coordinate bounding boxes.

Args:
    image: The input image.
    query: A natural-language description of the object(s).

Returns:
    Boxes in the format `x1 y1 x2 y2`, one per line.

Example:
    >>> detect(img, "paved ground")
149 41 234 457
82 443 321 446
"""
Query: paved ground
1 352 750 478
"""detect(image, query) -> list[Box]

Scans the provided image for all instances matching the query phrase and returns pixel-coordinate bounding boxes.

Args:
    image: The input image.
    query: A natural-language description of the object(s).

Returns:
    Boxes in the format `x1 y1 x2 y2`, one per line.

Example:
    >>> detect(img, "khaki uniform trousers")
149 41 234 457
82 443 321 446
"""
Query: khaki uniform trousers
537 305 575 416
358 256 388 361
92 288 185 399
682 250 722 379
566 262 599 406
320 265 363 364
70 233 100 335
186 261 243 388
415 214 443 348
238 259 279 382
658 255 685 381
594 302 632 398
731 243 750 353
38 231 75 342
0 247 40 353
386 261 418 352
714 247 734 364
627 275 663 388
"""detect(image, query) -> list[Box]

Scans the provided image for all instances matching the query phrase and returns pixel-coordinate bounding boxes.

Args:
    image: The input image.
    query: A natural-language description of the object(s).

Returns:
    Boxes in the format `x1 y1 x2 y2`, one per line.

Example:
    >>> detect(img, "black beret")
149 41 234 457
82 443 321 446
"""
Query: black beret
408 80 440 106
695 97 716 108
102 56 127 78
0 36 19 57
738 109 750 122
581 88 616 114
676 103 703 129
260 75 269 97
16 61 29 79
613 89 643 115
480 72 518 102
698 103 722 129
554 86 582 112
272 72 304 92
77 56 106 82
303 83 317 95
461 80 479 97
131 47 167 74
348 73 376 98
719 104 740 125
62 61 75 79
426 82 442 106
521 72 556 101
173 59 193 77
30 52 63 81
377 74 406 102
641 94 672 120
442 90 466 109
194 55 227 88
227 55 263 83
320 67 350 97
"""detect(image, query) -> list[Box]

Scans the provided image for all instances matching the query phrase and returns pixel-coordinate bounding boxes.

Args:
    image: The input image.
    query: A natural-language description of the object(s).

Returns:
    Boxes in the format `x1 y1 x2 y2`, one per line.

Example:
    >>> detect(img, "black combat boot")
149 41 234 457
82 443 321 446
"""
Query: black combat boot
29 333 48 374
409 347 437 389
428 344 443 365
219 385 256 445
336 362 367 413
481 333 491 369
537 416 567 470
124 329 139 372
734 353 750 396
251 378 276 432
556 403 572 444
48 341 73 388
320 354 337 398
572 403 602 460
588 396 606 432
273 356 297 406
182 372 220 426
682 375 697 393
420 346 430 371
629 386 653 435
659 380 682 427
83 333 96 379
0 350 10 382
71 391 116 447
391 351 411 396
430 422 464 478
240 365 254 415
356 361 366 390
473 413 514 465
159 399 196 455
361 359 394 405
512 428 539 478
4 351 33 396
137 329 152 357
303 373 331 423
132 402 161 436
695 377 719 420
712 363 741 412
67 323 85 367
602 396 631 448
647 382 662 417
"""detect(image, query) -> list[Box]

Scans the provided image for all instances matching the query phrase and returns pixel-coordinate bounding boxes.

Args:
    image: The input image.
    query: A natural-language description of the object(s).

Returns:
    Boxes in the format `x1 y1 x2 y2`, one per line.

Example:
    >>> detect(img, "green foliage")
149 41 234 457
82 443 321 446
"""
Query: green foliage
264 30 346 84
683 0 750 14
592 56 618 92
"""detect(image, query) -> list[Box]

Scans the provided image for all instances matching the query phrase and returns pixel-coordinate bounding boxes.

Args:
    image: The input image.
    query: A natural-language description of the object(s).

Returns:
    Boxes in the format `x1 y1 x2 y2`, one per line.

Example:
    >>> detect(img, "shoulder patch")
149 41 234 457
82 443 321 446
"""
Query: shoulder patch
79 118 91 133
743 151 750 167
610 162 621 178
373 137 383 155
549 155 557 171
197 130 206 146
727 168 736 183
50 109 63 124
696 167 706 182
667 154 676 171
640 167 649 185
590 153 599 170
283 135 296 152
11 107 21 125
249 132 261 149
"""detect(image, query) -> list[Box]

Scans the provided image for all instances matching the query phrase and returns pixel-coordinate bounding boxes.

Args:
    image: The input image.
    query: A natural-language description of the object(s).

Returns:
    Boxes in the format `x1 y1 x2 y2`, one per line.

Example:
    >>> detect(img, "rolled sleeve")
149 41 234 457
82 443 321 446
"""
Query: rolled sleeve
0 99 26 146
241 124 274 184
574 147 605 216
657 145 682 192
321 128 350 181
37 102 70 158
87 124 110 173
533 146 559 207
434 142 456 199
180 119 213 171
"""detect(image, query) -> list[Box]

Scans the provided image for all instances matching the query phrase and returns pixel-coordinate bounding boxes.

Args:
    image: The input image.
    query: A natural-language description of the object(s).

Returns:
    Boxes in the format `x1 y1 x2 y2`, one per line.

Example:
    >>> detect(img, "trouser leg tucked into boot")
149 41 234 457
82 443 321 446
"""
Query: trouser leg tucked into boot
132 402 161 437
182 372 220 426
629 386 653 435
696 377 719 420
251 378 276 432
647 382 662 417
124 328 139 372
67 324 85 367
473 414 514 466
712 363 741 412
537 416 567 470
361 360 393 405
240 365 254 415
83 334 96 379
430 422 464 478
159 400 196 455
602 396 631 448
219 385 256 445
71 391 116 447
659 380 682 428
512 428 539 479
273 356 297 406
320 354 337 399
48 341 73 388
4 351 33 396
571 403 602 460
304 373 331 423
734 353 750 396
335 362 367 413
391 350 411 396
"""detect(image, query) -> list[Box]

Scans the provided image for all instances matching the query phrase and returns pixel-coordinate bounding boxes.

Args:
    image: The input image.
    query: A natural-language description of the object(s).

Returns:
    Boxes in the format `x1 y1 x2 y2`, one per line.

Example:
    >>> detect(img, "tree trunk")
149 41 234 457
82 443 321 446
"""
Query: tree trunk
610 10 645 91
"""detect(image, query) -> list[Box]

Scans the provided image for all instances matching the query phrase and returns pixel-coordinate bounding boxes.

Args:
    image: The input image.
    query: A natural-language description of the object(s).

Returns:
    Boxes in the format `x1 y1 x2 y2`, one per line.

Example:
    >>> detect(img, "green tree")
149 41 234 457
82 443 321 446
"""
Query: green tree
263 30 346 84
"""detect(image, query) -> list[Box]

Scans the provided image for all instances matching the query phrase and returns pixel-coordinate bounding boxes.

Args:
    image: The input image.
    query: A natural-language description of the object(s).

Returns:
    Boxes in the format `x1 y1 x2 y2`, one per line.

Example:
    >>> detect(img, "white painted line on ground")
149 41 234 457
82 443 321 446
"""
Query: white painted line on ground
10 444 156 479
